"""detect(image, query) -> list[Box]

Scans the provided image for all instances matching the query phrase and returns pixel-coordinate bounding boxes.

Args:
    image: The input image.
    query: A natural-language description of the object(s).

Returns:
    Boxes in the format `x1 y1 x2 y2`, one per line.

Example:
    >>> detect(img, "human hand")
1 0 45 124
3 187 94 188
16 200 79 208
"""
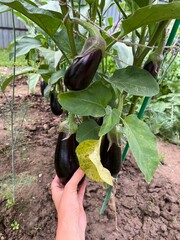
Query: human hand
51 168 87 240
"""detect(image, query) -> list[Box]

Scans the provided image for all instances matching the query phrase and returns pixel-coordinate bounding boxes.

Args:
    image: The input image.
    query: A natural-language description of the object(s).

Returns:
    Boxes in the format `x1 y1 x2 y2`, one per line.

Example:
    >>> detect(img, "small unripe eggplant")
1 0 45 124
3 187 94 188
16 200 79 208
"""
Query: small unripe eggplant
96 117 103 126
143 61 157 78
50 93 63 116
100 135 122 177
55 132 79 185
64 49 102 91
144 52 163 78
40 80 48 96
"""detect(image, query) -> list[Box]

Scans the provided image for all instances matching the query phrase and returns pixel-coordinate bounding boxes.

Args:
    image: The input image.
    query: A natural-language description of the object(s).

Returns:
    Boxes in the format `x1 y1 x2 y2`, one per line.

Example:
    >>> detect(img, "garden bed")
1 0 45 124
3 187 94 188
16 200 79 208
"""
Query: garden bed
0 78 179 240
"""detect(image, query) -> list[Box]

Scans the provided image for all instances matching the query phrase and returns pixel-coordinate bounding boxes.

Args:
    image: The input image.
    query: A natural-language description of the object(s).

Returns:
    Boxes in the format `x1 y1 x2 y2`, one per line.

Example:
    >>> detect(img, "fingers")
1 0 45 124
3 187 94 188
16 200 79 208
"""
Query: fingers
78 179 87 204
51 175 63 190
66 168 85 191
51 175 64 198
51 175 60 187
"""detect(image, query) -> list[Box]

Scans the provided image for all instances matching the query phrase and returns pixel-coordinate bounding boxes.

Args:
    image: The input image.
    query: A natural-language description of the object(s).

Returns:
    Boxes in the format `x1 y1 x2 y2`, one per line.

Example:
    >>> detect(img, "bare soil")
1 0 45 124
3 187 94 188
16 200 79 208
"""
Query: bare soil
0 77 180 240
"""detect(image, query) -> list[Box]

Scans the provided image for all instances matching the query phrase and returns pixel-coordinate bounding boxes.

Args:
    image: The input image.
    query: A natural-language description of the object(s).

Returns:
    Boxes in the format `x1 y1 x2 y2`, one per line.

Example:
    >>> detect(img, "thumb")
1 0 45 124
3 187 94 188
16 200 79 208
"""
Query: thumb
78 179 87 204
66 168 85 191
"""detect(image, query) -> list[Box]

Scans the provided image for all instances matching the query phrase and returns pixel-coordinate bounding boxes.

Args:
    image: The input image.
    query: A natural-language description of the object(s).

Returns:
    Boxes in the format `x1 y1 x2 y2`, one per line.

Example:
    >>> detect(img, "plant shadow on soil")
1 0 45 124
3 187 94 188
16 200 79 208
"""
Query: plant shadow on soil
0 77 180 240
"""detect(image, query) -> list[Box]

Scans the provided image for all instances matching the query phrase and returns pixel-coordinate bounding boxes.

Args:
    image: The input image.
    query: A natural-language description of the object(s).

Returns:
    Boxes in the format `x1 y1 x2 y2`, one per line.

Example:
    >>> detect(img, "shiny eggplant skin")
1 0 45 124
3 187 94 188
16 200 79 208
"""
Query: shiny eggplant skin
40 80 48 96
144 61 157 77
64 49 102 91
100 135 122 177
50 93 63 116
55 132 79 185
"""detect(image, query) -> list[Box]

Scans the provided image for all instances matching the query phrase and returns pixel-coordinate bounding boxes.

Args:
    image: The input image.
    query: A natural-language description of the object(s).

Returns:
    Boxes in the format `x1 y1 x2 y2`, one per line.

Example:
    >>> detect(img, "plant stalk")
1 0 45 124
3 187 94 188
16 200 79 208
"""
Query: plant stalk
91 0 98 22
59 0 77 57
11 9 16 203
114 0 127 19
134 21 168 66
128 96 139 115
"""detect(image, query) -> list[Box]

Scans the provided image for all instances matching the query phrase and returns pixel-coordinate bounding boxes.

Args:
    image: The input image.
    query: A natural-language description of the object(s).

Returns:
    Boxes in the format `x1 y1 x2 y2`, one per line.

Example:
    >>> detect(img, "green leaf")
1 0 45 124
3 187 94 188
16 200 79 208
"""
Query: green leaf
44 84 51 99
76 139 113 185
1 67 34 92
28 73 40 93
40 1 60 12
76 119 100 143
9 37 42 60
0 0 62 37
108 17 113 26
113 42 133 69
99 107 120 137
124 114 160 183
110 66 159 96
38 47 62 69
36 66 53 82
49 70 65 85
59 81 113 117
107 2 180 43
122 2 180 37
54 29 84 55
53 29 71 54
134 0 149 8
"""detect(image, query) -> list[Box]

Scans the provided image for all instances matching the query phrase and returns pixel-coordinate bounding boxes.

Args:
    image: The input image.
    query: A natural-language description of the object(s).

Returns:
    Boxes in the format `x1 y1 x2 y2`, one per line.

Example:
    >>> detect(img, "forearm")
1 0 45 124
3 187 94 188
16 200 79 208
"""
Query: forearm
56 220 85 240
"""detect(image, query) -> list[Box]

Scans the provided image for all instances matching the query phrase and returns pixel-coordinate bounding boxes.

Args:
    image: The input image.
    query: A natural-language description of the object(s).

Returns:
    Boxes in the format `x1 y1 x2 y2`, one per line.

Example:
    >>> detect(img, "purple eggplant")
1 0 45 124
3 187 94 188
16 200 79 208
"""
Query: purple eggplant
100 135 122 177
40 80 48 96
143 61 157 78
50 93 63 116
64 49 102 91
54 132 79 185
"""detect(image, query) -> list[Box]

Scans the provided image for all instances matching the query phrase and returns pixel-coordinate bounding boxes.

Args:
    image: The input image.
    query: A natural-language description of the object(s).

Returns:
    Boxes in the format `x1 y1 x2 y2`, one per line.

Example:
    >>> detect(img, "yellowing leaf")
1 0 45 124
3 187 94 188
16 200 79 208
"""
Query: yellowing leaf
76 139 113 186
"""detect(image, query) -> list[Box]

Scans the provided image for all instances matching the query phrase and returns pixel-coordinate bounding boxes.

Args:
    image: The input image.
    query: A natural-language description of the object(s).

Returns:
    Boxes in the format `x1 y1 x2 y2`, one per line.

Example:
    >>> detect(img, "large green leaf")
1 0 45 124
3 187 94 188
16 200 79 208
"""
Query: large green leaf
38 47 62 69
76 139 113 185
40 0 60 12
108 2 180 42
49 69 65 85
113 42 133 69
124 114 160 183
9 37 42 59
59 81 113 117
99 107 120 137
54 29 84 56
110 66 159 96
122 2 180 36
134 0 149 8
1 67 34 92
36 66 53 83
53 29 71 55
0 0 62 37
28 73 40 93
76 118 100 143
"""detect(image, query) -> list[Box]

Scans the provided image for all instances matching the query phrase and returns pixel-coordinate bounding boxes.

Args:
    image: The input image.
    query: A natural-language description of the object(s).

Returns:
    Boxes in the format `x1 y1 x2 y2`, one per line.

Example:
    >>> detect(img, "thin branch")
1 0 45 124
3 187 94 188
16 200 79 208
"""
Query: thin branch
67 3 180 52
11 9 16 203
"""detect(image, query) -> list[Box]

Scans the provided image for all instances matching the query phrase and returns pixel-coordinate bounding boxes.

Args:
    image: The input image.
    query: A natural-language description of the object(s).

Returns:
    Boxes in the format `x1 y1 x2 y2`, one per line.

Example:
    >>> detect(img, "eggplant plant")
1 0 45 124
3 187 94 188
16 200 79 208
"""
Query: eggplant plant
0 0 180 189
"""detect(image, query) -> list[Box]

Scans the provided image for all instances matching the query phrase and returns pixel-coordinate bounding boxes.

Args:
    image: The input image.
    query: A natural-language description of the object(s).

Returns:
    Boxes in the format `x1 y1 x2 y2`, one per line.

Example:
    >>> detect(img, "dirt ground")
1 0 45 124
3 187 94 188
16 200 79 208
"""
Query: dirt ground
0 75 180 240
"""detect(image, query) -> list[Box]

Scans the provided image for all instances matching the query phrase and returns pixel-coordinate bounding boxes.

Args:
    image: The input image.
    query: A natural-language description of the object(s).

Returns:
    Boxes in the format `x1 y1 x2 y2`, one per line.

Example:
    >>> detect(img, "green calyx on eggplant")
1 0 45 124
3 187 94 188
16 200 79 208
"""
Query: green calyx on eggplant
64 34 106 91
144 28 165 78
100 134 122 177
50 92 63 116
54 132 79 185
